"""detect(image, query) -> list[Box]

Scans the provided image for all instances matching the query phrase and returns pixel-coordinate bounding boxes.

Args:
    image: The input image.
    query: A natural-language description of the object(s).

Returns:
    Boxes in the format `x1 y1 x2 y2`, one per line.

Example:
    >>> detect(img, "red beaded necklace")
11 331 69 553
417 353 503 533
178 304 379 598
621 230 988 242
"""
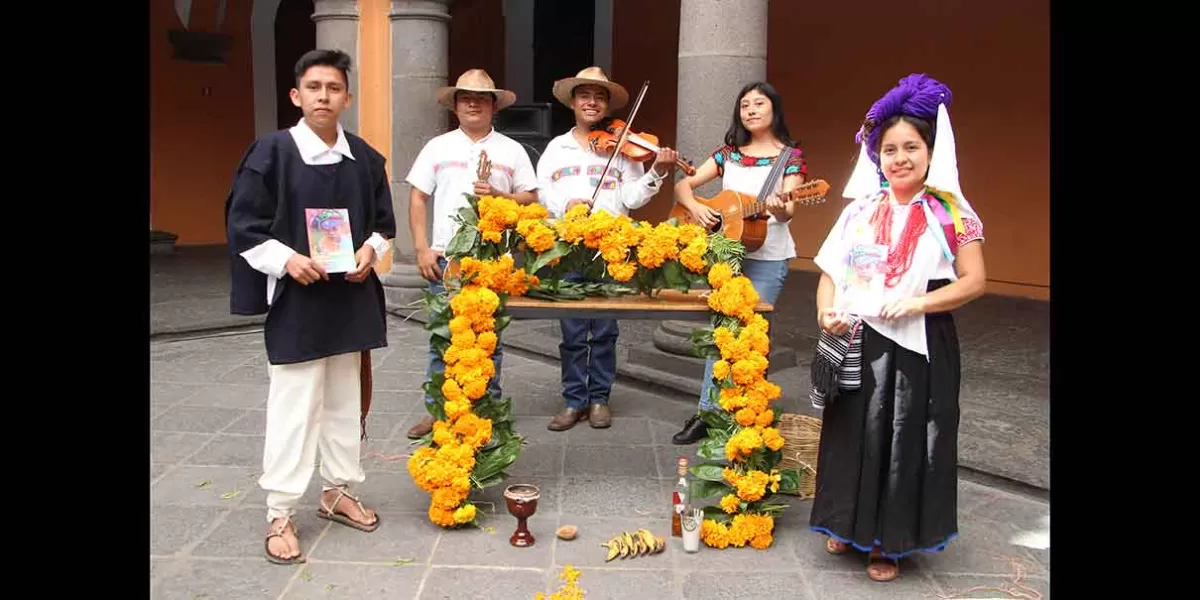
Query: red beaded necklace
868 191 928 288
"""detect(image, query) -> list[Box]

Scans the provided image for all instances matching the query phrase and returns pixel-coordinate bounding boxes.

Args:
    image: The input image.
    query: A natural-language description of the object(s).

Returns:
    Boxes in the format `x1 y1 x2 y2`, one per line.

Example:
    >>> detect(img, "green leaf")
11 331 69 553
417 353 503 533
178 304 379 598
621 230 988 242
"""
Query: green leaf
456 205 479 227
661 260 691 293
700 505 732 523
473 473 506 489
528 241 572 275
706 426 732 447
472 436 524 483
421 374 447 421
696 437 727 461
778 469 801 494
689 462 727 483
473 397 513 425
698 409 733 432
494 313 513 333
690 479 732 500
444 226 479 258
750 501 790 514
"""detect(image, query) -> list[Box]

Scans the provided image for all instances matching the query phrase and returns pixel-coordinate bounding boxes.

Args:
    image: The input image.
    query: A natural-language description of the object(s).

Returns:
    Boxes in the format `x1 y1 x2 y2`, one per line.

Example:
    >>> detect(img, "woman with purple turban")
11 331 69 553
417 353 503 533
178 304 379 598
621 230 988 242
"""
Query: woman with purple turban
806 74 987 582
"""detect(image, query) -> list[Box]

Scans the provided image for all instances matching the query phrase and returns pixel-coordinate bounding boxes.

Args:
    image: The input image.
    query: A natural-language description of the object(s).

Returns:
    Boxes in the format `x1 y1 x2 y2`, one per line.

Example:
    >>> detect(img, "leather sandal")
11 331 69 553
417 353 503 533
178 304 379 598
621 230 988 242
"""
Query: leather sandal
866 548 899 582
318 487 381 532
825 537 850 555
264 516 305 565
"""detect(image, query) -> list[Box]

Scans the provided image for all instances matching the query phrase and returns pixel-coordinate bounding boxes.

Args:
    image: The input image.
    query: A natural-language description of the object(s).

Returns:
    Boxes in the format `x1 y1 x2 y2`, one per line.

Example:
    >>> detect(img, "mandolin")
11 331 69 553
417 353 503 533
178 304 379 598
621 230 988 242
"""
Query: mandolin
668 179 830 253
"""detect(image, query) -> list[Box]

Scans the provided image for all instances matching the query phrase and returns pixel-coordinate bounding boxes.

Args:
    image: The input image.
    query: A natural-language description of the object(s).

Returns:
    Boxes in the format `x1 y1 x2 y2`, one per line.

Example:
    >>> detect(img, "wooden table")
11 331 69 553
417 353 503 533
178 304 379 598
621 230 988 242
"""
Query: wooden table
504 289 774 321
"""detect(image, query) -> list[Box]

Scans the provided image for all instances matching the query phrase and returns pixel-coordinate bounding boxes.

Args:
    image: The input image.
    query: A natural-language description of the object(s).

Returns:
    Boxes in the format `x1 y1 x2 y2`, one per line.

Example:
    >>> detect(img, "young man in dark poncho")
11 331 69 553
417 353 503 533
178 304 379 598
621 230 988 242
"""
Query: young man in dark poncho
225 49 396 565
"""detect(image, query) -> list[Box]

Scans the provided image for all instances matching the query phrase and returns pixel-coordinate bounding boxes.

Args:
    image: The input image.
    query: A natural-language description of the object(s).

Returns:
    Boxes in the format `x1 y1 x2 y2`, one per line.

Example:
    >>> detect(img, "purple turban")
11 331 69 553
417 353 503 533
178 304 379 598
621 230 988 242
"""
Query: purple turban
855 73 953 166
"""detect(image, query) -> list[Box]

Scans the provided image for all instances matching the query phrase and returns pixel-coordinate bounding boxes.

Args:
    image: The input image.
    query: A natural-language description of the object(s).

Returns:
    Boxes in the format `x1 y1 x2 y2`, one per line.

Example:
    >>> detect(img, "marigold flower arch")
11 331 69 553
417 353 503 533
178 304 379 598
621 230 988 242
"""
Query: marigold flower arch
407 195 803 548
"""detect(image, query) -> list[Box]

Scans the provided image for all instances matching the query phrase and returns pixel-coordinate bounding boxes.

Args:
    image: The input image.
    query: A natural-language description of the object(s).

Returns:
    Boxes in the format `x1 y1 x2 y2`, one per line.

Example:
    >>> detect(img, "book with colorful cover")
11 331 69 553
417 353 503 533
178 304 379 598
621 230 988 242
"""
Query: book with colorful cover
306 208 356 273
836 243 889 317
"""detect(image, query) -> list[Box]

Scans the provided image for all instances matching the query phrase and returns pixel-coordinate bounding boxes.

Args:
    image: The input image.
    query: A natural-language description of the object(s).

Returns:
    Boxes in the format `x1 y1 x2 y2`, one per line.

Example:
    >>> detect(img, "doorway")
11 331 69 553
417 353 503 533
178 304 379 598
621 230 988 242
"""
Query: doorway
274 0 316 130
532 0 595 134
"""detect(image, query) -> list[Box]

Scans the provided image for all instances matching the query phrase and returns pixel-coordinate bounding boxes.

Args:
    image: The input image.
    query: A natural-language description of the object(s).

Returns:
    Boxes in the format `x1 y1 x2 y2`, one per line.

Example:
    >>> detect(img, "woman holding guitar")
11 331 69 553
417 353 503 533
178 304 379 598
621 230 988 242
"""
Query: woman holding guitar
670 81 809 445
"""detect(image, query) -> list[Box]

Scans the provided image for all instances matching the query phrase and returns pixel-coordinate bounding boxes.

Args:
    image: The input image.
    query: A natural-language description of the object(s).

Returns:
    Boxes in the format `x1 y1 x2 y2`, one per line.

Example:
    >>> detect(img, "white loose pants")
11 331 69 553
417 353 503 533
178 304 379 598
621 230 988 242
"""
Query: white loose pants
258 351 365 522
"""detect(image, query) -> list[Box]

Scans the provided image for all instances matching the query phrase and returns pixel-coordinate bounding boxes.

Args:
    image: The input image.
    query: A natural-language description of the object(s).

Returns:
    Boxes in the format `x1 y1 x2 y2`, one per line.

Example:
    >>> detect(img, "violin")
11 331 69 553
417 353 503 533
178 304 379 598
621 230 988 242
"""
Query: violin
587 118 696 176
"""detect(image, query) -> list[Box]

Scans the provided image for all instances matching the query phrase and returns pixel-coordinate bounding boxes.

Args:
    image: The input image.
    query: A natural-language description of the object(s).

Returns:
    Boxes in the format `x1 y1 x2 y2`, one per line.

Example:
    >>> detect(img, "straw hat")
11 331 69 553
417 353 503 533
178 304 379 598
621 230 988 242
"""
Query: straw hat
435 69 517 110
552 66 629 110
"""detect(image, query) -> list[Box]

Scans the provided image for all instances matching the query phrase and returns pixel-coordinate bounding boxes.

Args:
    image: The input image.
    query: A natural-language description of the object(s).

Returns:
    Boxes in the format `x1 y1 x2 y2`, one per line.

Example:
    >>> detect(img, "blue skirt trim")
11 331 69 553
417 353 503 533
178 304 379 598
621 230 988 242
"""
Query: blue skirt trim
809 526 959 560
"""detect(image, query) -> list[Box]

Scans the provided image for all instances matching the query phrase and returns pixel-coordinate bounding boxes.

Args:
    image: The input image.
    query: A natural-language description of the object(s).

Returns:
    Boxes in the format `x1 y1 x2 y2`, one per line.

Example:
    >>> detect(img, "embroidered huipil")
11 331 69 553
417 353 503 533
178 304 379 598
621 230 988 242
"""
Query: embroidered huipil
405 127 538 252
711 146 808 262
813 188 984 358
536 131 668 218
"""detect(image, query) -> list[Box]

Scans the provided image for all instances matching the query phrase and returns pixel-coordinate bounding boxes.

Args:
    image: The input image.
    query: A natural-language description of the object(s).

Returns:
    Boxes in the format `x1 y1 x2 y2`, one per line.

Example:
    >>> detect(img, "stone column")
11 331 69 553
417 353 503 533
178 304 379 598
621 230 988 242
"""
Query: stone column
653 0 769 360
312 0 362 133
380 0 453 315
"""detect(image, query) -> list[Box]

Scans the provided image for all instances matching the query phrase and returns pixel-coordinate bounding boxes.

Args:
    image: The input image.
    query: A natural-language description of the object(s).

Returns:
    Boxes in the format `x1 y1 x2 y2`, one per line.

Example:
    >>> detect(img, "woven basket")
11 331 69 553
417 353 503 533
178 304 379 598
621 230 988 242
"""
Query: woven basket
777 413 822 499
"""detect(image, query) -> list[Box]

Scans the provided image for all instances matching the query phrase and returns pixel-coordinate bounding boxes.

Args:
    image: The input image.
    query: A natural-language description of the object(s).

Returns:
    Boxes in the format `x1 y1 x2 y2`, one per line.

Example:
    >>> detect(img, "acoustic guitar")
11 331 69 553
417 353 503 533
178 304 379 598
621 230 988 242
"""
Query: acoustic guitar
668 179 830 253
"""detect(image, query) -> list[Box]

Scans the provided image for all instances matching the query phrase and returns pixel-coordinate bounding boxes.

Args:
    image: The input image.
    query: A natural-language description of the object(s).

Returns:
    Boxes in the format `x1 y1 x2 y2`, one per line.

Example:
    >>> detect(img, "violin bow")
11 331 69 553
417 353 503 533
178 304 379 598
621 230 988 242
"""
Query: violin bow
590 80 650 203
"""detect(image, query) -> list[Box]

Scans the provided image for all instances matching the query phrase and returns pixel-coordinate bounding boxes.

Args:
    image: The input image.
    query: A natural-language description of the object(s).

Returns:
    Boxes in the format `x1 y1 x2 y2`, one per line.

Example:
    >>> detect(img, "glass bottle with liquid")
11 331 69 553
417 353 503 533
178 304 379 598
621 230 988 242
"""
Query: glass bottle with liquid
671 456 690 537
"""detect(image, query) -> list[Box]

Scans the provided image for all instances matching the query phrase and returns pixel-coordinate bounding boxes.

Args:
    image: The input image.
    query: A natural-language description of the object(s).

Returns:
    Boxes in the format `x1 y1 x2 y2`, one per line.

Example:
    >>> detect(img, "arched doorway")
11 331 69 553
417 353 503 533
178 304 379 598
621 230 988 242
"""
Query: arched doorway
274 0 316 130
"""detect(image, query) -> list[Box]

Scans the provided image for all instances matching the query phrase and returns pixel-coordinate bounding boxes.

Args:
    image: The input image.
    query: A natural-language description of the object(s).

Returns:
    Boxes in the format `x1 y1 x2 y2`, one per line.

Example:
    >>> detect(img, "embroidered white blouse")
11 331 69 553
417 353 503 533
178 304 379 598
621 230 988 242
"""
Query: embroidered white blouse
813 188 984 358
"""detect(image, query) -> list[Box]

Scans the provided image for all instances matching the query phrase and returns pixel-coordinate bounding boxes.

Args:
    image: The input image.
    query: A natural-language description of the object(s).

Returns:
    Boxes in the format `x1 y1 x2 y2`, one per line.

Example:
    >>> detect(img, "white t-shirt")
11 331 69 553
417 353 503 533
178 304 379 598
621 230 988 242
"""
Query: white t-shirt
405 127 538 251
536 130 668 218
710 145 807 262
813 189 984 358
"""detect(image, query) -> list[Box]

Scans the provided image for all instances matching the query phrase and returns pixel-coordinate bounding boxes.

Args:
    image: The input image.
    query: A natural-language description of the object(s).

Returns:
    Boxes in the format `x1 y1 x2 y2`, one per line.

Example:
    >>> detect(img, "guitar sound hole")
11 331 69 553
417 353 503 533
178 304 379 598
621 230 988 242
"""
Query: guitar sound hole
710 216 723 232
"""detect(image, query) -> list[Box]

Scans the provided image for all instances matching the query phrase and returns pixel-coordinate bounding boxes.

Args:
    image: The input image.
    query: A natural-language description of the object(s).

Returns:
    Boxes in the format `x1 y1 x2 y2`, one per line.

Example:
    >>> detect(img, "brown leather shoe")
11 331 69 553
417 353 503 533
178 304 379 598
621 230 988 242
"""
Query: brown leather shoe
407 415 435 439
588 403 611 428
547 407 588 431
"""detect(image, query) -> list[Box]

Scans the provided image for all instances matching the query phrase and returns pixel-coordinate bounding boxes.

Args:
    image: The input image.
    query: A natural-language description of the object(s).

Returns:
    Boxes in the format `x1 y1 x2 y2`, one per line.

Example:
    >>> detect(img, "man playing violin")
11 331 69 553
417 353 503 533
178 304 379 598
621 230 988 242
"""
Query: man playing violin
535 66 679 431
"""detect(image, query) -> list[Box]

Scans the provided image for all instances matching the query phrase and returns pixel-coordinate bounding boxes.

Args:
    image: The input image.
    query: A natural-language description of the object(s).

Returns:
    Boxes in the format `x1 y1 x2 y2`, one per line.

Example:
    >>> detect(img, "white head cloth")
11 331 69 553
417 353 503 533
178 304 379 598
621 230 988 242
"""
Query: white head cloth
841 103 979 224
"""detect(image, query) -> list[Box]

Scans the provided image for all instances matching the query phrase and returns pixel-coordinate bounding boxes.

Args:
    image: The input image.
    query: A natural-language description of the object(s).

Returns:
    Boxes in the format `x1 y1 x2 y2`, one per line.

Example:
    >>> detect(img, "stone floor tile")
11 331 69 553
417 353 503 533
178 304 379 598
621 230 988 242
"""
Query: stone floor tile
151 465 259 508
281 563 425 599
152 558 298 599
431 520 555 569
805 570 942 599
183 434 264 467
152 405 247 434
565 417 654 445
191 506 329 559
150 506 229 556
417 566 549 600
181 383 268 409
552 514 678 570
305 513 442 563
569 568 678 600
932 572 1050 599
150 431 214 464
564 444 661 478
913 516 1041 576
681 571 812 600
558 477 667 517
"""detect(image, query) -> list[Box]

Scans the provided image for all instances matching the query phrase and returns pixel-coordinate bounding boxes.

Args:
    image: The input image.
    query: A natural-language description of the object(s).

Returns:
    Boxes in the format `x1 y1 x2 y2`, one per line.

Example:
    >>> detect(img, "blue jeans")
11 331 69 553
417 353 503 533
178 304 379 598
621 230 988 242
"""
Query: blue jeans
559 272 618 410
698 258 789 411
424 257 504 405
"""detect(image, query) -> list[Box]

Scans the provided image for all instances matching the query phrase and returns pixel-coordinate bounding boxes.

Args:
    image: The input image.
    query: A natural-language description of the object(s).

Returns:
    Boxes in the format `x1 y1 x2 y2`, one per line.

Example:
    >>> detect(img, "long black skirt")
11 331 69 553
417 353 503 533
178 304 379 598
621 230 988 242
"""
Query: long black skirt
808 292 961 559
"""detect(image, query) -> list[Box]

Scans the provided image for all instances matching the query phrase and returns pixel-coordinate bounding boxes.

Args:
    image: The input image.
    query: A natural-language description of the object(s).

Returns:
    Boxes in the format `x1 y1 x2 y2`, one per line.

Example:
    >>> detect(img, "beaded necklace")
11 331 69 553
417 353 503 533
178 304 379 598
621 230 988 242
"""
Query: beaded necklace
868 190 928 288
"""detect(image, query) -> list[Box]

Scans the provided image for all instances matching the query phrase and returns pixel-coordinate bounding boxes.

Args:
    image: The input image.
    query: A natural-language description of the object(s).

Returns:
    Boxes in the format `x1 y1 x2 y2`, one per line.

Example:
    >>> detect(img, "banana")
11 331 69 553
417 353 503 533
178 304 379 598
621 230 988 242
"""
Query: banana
636 529 657 553
600 530 667 560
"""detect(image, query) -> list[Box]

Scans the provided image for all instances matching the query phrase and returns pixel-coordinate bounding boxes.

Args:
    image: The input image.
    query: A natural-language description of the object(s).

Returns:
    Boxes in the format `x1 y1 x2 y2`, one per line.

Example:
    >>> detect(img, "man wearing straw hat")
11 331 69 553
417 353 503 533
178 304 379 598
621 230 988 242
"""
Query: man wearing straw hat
536 66 679 432
405 68 539 439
